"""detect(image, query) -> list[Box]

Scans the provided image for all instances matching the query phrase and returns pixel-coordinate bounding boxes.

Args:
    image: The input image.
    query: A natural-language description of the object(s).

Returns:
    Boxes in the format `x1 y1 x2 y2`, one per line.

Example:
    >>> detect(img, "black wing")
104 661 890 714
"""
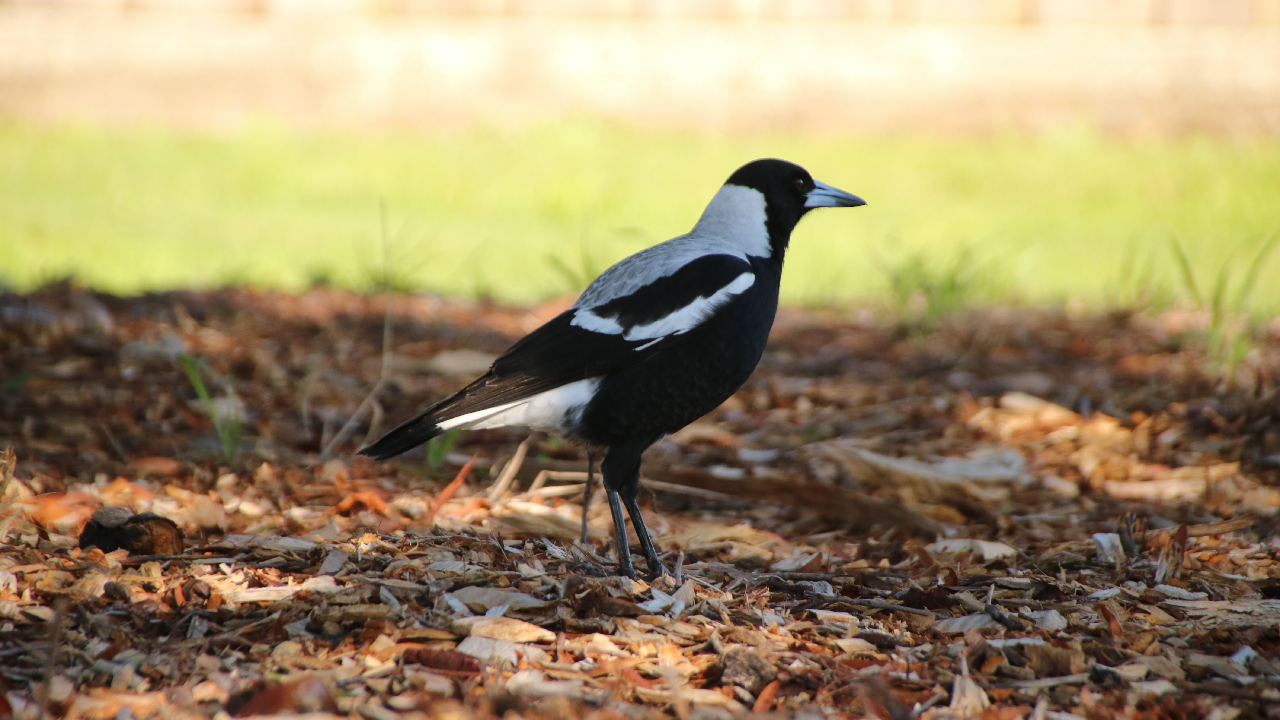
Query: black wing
360 254 754 459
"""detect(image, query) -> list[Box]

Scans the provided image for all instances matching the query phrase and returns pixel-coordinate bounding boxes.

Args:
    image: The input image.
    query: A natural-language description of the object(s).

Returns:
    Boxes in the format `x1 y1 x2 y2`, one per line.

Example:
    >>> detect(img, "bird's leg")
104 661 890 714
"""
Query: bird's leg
605 487 635 578
620 489 667 579
579 451 595 545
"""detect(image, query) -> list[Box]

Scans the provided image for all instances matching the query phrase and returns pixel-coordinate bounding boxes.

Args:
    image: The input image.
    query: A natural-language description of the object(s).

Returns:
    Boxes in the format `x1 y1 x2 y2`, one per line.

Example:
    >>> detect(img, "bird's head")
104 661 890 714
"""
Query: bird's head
697 158 865 261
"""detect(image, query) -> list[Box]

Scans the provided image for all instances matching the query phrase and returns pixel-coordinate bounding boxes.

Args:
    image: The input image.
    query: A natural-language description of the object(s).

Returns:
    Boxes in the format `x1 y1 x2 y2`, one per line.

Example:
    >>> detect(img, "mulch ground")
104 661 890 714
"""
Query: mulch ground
1 282 1279 720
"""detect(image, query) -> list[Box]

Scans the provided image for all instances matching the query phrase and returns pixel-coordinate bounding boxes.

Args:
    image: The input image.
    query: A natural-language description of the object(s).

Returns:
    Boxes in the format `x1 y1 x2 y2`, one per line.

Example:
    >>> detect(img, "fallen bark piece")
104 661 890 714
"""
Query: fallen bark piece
576 595 647 617
950 674 990 716
1184 517 1254 536
932 613 999 634
653 467 940 539
456 635 550 666
1023 609 1068 631
807 442 1030 503
1162 599 1280 629
311 603 390 624
1151 584 1207 600
317 550 348 575
221 534 318 553
632 686 747 712
223 575 340 604
1024 644 1087 678
722 647 777 693
449 585 547 612
1186 653 1250 682
505 669 602 701
1131 679 1178 697
451 616 555 643
583 633 630 657
833 638 880 655
929 538 1017 562
1132 655 1185 681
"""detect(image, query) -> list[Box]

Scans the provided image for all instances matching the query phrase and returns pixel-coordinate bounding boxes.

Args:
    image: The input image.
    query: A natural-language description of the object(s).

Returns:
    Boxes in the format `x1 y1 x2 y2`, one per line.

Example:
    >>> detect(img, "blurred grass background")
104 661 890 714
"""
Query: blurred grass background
4 120 1279 311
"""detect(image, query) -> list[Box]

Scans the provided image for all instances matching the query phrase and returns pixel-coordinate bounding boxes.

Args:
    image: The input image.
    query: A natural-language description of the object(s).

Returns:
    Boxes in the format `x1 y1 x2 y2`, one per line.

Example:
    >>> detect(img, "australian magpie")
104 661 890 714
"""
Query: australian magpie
360 158 865 578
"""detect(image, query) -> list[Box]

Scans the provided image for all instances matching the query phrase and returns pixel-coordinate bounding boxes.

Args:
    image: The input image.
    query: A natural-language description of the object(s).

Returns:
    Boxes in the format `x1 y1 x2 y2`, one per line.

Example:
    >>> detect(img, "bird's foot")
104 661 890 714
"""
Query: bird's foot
640 564 670 583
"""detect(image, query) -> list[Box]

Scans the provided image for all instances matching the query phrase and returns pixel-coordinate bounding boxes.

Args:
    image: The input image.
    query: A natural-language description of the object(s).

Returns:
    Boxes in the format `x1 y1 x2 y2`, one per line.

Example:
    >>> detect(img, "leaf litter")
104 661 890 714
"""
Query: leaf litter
1 283 1279 719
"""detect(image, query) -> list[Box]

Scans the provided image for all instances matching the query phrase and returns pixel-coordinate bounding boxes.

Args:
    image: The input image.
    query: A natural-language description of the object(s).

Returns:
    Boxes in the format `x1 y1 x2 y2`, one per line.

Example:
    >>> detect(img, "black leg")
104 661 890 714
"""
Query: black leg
579 452 595 545
601 439 666 579
606 487 634 578
621 490 667 579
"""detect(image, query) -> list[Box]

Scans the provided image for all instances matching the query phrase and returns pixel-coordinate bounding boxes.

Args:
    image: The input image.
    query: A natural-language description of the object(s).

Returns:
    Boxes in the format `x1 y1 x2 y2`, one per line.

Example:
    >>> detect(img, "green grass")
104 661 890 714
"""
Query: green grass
3 121 1279 311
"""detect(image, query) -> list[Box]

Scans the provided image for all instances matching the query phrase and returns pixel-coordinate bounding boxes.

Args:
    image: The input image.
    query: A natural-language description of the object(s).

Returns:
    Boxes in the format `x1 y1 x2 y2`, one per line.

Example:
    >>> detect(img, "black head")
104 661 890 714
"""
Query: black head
724 158 865 259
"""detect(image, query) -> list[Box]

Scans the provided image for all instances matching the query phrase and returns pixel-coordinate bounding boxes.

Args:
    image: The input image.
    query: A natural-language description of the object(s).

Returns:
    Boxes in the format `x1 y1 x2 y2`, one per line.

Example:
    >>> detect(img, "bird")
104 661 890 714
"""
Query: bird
360 158 865 578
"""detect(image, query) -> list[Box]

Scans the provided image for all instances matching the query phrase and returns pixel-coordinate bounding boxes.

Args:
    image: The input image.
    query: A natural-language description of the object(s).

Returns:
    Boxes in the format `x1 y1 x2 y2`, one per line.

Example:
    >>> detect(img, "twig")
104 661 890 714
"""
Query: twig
985 603 1025 631
911 689 949 717
322 201 396 459
425 456 475 523
36 598 67 720
640 478 738 502
487 436 531 501
994 674 1088 690
580 452 595 544
362 397 385 448
528 469 589 493
817 596 939 618
1185 517 1253 537
1174 680 1280 702
322 380 383 459
516 484 587 500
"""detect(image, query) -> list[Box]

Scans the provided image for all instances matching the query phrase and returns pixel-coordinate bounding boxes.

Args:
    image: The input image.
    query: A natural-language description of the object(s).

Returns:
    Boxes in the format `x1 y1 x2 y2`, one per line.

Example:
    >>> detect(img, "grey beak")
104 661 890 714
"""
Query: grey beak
805 180 866 209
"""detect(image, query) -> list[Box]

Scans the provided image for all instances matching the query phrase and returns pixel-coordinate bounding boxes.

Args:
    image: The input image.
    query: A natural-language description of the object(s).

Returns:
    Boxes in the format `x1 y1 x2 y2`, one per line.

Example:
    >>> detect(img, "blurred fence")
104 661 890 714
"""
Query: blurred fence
7 0 1280 23
2 0 1279 133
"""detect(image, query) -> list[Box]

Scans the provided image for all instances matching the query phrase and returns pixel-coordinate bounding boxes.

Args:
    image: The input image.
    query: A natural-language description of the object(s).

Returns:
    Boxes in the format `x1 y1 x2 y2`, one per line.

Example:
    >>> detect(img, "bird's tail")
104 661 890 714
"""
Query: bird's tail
358 412 444 461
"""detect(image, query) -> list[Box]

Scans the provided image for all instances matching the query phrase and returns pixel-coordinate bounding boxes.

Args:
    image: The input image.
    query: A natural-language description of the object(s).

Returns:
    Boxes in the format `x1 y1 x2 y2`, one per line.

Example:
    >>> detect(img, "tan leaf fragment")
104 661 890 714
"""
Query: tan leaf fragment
451 616 555 643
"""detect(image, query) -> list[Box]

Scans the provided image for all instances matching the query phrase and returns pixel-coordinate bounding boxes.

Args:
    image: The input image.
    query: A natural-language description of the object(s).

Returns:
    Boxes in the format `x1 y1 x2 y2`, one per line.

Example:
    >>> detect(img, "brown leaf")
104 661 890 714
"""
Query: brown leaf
752 679 780 712
234 676 337 717
129 456 183 477
577 595 647 618
402 648 481 675
332 490 389 516
1024 644 1087 678
1093 600 1125 640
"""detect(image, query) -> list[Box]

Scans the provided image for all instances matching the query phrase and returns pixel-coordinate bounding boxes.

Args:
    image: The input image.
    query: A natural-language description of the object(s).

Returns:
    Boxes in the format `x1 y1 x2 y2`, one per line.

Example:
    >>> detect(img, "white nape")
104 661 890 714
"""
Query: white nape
690 184 771 259
436 377 602 433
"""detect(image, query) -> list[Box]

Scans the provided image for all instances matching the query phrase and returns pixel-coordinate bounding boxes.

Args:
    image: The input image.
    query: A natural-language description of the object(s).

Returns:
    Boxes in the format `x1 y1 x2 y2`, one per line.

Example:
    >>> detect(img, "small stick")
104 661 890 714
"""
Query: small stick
37 598 67 720
640 478 736 502
425 456 476 523
487 437 531 501
580 452 596 544
323 202 396 459
527 470 589 493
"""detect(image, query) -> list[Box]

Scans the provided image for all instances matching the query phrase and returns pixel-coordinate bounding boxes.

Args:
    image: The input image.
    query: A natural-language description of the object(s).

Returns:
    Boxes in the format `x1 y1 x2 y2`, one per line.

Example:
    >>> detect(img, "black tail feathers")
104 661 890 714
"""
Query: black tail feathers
358 414 443 461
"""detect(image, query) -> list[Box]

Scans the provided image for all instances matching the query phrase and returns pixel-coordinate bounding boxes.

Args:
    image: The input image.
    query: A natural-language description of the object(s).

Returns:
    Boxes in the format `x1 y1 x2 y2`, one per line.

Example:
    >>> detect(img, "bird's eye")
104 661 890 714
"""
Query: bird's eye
795 178 807 192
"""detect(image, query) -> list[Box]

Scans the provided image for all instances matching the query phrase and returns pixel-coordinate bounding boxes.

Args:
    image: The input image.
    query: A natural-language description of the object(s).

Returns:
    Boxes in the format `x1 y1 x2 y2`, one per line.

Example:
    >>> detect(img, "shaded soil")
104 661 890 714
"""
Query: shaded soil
1 283 1279 719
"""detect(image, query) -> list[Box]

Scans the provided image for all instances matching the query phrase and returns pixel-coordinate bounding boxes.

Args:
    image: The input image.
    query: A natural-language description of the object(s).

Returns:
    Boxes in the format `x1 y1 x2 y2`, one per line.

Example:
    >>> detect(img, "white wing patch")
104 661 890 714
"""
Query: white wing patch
436 378 601 433
571 271 756 346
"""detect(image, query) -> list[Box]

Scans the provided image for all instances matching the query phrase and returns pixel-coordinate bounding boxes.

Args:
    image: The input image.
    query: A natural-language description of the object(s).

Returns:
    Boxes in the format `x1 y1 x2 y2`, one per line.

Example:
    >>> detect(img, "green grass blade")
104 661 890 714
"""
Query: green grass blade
427 428 462 470
1236 233 1279 313
1168 237 1203 308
